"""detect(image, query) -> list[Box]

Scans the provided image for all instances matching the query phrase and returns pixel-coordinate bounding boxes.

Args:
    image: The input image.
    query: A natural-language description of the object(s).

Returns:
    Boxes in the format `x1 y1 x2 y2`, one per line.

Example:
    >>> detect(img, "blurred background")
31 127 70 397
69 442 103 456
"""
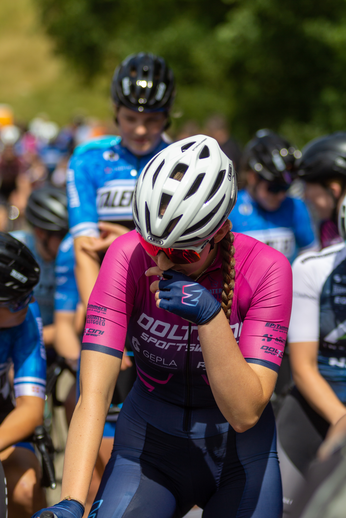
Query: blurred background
2 0 346 147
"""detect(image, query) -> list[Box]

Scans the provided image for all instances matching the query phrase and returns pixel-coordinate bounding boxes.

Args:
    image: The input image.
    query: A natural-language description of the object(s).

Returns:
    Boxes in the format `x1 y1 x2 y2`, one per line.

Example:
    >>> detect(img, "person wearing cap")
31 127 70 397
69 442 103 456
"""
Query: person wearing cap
230 129 317 264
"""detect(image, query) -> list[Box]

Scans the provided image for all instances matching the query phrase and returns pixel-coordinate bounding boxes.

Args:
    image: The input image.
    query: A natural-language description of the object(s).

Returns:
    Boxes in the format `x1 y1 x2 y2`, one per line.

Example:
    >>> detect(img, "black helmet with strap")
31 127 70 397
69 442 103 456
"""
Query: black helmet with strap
243 129 300 184
297 132 346 183
25 186 68 233
0 232 40 302
111 52 175 113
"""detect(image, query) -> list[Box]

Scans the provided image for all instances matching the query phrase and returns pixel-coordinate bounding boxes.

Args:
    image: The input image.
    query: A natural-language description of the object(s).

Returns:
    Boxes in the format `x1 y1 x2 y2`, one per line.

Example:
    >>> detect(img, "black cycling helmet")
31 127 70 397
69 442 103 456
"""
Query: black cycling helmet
111 52 175 113
297 132 346 183
25 186 68 233
243 129 300 184
0 232 40 302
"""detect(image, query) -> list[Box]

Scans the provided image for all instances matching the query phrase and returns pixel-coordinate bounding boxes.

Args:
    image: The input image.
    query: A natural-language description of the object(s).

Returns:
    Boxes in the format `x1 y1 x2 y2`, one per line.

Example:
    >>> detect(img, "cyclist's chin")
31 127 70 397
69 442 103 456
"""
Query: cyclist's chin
0 307 28 328
127 139 159 156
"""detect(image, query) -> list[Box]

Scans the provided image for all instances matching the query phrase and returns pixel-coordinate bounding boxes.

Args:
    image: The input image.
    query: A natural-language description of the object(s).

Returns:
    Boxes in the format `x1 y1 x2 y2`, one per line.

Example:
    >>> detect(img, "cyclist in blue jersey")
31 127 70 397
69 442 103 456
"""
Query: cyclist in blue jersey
296 132 346 249
0 232 47 518
230 129 317 264
277 186 346 517
12 186 69 348
67 52 175 309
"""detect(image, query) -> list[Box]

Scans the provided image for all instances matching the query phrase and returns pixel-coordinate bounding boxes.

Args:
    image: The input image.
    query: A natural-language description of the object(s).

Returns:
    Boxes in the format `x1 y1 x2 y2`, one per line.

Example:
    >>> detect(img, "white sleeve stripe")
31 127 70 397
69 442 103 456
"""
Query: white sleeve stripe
14 377 46 385
14 385 46 399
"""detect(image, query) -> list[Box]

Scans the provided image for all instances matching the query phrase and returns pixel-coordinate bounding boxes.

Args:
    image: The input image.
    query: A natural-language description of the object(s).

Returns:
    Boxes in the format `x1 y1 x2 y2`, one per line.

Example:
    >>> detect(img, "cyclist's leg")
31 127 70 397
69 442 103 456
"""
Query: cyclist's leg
277 389 328 517
89 455 179 518
0 444 46 518
202 404 282 518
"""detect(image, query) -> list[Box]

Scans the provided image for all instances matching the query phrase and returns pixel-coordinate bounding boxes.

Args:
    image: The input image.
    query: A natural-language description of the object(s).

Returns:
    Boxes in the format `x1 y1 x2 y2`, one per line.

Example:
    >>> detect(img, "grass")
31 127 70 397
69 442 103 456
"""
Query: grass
0 0 113 126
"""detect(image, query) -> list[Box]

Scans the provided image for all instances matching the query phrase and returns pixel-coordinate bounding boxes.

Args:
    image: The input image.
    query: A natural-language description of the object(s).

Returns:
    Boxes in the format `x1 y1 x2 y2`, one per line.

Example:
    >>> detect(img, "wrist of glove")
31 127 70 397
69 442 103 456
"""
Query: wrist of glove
32 498 84 518
158 269 221 325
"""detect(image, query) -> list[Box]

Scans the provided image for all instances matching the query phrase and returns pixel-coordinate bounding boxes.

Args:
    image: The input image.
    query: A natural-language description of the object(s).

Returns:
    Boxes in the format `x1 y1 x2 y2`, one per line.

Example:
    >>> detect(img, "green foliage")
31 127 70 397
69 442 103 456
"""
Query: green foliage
34 0 346 145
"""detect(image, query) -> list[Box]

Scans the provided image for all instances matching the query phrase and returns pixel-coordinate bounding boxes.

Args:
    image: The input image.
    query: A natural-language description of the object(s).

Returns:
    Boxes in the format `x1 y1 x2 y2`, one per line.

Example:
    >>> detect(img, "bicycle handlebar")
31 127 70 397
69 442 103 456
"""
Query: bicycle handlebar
31 426 57 489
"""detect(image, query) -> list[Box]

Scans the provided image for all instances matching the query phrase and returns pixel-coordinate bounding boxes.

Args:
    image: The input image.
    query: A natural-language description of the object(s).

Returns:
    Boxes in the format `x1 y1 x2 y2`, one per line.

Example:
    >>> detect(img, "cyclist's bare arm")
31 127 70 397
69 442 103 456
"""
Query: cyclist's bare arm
54 311 82 366
0 396 44 452
74 237 101 310
198 311 277 433
60 350 121 505
290 340 346 425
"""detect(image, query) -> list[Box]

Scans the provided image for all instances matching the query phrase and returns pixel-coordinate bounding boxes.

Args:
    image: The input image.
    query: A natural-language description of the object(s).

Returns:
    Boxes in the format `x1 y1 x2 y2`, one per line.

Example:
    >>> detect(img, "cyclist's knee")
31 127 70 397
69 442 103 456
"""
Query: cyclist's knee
2 447 46 517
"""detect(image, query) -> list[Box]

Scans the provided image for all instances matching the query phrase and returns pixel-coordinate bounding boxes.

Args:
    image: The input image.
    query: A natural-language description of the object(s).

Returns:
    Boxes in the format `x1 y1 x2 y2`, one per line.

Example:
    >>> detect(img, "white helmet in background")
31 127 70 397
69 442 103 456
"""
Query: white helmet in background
133 134 238 251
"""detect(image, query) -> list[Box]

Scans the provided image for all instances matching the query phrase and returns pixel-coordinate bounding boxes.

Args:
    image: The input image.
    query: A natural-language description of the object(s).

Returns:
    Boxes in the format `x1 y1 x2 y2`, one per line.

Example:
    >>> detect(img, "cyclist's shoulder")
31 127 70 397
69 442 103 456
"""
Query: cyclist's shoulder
293 242 345 273
72 135 122 158
234 232 291 270
283 194 310 213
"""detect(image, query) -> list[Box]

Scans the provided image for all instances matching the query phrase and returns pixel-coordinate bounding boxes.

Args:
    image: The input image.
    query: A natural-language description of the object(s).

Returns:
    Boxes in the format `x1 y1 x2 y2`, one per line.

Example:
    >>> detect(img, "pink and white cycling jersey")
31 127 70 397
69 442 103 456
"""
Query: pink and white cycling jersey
83 231 292 412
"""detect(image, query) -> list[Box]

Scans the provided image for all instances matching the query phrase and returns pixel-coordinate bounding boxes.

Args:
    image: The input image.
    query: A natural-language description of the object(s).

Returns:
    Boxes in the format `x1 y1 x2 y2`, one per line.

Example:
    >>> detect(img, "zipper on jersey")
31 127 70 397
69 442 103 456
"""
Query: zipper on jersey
183 323 192 432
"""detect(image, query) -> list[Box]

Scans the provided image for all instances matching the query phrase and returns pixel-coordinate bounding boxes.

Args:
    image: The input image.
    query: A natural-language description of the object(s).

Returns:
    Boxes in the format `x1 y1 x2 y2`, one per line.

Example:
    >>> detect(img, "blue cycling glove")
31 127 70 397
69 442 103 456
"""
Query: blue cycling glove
31 499 84 518
158 269 221 325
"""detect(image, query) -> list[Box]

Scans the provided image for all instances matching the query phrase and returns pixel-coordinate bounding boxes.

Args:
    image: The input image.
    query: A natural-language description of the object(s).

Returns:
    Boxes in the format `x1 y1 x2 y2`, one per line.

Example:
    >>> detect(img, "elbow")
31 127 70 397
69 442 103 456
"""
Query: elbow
231 416 260 434
227 405 266 433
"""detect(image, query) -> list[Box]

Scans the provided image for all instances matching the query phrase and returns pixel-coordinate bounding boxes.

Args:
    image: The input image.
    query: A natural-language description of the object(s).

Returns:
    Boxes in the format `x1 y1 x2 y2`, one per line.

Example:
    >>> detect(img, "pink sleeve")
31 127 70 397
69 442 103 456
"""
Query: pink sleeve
236 243 293 373
82 232 141 358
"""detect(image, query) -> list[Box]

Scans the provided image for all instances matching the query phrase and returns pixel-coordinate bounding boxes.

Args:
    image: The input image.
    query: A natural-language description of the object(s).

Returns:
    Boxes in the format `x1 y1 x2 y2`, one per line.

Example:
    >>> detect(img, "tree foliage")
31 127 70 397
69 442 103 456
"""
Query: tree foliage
35 0 346 144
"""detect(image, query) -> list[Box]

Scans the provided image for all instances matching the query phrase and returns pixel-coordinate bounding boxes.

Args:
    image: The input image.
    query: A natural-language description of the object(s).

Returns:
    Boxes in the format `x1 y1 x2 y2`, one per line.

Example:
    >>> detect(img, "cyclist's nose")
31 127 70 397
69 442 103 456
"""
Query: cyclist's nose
156 251 174 270
134 123 147 136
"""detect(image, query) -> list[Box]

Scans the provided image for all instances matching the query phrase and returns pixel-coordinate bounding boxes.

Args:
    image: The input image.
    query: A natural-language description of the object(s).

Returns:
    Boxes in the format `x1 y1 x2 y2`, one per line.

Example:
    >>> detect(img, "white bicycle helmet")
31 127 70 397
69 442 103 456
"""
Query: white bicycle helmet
133 135 237 250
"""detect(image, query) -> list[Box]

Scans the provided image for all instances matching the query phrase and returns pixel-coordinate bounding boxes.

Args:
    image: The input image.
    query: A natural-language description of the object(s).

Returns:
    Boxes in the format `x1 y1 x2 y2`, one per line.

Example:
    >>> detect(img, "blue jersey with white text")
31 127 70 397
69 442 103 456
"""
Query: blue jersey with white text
230 189 317 263
0 301 46 422
66 136 169 238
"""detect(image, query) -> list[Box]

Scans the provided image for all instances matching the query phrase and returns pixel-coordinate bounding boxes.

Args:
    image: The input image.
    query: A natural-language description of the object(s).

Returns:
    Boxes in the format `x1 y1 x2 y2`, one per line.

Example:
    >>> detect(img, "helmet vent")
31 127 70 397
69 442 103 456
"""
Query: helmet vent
181 142 195 152
184 174 205 200
170 163 189 180
206 170 226 202
182 196 225 236
199 146 210 159
159 194 172 217
145 203 151 234
152 160 165 188
163 215 182 238
142 156 156 180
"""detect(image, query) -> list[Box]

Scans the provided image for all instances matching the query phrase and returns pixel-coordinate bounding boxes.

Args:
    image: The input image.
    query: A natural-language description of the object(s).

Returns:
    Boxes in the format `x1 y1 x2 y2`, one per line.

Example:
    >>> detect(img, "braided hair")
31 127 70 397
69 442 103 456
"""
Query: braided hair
220 222 236 321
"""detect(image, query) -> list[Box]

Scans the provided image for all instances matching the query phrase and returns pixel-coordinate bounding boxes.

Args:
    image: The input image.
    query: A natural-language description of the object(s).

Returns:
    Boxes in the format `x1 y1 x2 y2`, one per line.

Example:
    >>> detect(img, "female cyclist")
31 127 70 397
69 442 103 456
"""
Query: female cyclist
277 184 346 517
33 135 292 518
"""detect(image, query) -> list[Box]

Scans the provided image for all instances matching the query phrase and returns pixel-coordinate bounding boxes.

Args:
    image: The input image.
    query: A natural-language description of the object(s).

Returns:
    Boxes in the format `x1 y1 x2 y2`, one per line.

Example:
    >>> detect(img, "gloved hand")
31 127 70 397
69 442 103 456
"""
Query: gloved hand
31 499 84 518
158 269 221 325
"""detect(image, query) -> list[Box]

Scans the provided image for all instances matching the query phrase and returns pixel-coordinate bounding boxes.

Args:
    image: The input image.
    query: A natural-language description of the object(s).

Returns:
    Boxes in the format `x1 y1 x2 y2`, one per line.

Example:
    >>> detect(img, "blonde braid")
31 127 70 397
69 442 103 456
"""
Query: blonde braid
220 225 235 321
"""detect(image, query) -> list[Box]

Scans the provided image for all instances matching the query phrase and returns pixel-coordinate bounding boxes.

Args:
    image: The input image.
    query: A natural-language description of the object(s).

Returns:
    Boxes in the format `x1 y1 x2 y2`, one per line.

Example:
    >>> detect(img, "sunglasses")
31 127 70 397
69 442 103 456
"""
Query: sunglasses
0 291 34 313
137 233 202 264
266 182 290 194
